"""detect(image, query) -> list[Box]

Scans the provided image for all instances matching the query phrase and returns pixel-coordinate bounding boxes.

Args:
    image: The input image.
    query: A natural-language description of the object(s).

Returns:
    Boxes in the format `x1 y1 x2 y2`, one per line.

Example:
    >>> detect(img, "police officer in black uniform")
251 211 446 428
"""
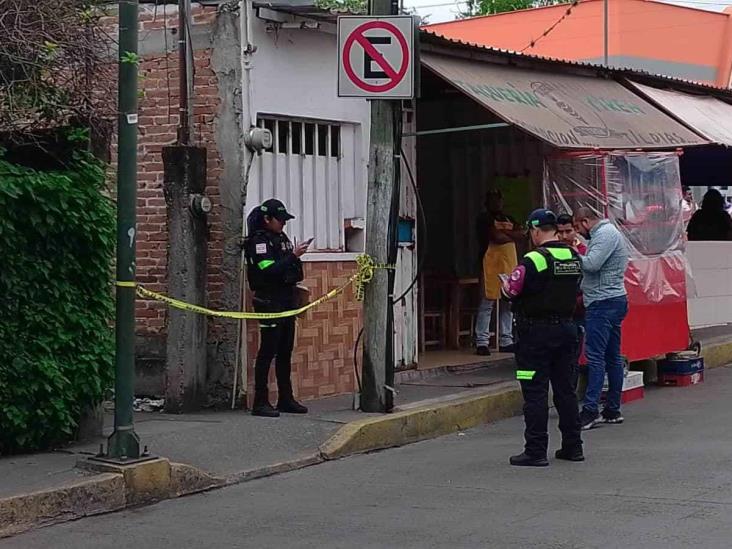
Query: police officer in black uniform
245 199 311 418
502 209 584 466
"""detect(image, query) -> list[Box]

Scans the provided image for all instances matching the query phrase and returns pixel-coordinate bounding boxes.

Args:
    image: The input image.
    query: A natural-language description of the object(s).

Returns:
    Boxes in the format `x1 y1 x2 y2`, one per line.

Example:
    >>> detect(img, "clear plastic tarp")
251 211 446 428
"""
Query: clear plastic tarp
543 151 687 304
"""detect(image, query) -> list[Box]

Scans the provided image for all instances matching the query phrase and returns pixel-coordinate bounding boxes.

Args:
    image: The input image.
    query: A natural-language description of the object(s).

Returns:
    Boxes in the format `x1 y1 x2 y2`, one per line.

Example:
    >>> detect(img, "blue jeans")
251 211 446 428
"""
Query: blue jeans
582 296 628 415
475 298 513 348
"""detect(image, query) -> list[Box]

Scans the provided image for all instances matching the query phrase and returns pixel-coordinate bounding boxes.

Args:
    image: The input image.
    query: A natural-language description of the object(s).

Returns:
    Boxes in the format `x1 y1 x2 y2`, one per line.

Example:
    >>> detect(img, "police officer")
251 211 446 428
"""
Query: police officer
245 198 311 418
502 209 584 466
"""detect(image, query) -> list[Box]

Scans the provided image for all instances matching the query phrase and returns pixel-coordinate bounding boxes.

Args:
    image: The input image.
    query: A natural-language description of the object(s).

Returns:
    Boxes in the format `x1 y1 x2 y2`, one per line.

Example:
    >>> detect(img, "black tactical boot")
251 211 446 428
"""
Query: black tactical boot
555 447 585 462
509 452 549 467
252 392 280 418
277 398 308 414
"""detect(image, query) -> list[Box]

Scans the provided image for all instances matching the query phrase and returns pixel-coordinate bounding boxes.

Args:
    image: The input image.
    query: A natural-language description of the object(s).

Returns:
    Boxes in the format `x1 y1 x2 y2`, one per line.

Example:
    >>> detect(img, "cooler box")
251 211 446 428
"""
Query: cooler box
659 370 704 387
658 355 704 376
602 370 644 404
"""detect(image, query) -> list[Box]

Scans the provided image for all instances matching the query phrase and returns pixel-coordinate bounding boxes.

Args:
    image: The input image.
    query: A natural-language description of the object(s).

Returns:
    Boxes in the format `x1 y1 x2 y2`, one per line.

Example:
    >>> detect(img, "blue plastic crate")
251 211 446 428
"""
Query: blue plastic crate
659 356 704 376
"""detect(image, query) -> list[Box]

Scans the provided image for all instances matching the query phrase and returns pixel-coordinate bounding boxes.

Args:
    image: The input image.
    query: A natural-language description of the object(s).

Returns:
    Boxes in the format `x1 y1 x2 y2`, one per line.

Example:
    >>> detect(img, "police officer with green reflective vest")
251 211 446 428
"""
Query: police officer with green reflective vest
244 198 311 418
501 209 584 467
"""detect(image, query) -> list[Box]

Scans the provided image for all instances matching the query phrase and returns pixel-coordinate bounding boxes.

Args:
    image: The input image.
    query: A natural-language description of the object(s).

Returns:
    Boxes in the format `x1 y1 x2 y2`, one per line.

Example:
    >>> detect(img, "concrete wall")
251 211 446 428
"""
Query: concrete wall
687 241 732 329
117 4 418 402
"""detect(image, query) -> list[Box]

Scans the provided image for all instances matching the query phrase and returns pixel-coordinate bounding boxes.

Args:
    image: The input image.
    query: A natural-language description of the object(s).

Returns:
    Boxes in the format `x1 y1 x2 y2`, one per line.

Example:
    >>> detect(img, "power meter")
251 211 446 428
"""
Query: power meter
245 127 273 152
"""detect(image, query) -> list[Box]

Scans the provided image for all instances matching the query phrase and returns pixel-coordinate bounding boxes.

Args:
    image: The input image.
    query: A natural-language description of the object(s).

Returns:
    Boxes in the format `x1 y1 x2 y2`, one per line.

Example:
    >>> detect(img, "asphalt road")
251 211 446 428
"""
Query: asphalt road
4 366 732 549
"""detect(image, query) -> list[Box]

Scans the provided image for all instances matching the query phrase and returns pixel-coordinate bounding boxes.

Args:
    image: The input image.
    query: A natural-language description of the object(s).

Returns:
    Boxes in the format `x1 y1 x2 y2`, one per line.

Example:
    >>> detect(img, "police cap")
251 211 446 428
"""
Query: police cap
260 198 295 221
527 208 558 229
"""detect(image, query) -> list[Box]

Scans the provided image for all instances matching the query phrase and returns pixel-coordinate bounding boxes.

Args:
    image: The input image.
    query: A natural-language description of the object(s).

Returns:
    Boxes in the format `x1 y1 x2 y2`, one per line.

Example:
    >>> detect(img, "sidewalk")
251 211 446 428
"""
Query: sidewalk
1 356 515 498
2 324 731 537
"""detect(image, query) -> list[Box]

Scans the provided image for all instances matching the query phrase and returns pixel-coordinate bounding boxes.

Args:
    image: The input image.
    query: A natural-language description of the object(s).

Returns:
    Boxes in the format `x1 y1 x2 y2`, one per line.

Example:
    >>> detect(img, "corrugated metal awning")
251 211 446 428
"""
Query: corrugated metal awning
421 53 707 150
629 81 732 146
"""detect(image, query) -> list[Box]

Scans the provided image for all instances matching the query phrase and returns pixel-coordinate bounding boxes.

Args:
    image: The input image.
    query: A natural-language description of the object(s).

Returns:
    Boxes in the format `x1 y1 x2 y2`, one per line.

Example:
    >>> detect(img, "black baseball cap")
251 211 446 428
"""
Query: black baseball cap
527 208 558 228
260 198 294 221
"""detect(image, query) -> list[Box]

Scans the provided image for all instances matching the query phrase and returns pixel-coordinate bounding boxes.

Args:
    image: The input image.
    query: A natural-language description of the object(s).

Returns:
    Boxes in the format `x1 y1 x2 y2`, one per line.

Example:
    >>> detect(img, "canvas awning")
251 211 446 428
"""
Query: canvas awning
421 53 707 150
629 81 732 146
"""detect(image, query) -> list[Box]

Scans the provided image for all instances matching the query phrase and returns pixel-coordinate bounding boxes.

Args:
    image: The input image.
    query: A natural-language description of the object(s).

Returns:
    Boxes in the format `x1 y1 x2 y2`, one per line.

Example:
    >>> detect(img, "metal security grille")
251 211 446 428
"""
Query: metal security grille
250 116 362 252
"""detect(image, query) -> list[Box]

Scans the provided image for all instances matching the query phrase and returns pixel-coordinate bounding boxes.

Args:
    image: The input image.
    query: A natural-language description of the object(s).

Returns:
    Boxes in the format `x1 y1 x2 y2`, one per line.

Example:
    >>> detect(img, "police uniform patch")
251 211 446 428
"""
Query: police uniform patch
554 260 581 276
255 243 267 254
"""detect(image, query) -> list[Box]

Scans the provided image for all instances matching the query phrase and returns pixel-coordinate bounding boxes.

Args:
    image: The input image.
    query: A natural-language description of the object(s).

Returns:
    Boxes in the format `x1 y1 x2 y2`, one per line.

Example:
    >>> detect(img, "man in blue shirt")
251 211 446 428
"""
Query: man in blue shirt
573 207 630 430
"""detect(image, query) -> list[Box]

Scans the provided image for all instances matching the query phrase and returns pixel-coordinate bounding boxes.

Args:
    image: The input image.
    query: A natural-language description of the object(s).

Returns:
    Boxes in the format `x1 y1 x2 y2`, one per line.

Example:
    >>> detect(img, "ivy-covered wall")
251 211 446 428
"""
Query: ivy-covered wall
0 152 115 453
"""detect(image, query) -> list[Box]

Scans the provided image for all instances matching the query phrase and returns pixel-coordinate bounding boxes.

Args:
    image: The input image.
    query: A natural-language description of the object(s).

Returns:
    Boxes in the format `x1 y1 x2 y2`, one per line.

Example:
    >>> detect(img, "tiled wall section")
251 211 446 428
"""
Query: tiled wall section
246 260 362 402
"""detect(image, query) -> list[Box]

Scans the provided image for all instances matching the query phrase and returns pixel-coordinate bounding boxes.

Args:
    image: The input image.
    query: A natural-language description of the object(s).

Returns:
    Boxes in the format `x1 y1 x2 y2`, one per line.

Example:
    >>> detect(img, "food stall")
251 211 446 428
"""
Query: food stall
544 151 690 361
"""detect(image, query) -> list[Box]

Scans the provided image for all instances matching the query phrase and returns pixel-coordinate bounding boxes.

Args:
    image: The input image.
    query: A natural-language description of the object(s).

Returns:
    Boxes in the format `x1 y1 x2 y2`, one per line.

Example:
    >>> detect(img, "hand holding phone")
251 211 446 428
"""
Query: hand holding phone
294 237 313 257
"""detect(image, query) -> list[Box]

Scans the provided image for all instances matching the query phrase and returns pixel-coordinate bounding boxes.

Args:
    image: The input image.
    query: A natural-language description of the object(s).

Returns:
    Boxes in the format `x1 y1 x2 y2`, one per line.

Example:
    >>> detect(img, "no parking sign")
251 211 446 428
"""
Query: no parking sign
338 16 415 99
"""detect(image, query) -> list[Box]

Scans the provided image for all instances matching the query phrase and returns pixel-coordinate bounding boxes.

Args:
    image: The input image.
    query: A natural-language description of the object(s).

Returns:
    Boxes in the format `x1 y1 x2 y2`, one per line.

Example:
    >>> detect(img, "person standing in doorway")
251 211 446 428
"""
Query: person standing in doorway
573 207 629 430
681 186 697 227
503 209 584 466
245 199 311 417
687 189 732 241
475 189 524 355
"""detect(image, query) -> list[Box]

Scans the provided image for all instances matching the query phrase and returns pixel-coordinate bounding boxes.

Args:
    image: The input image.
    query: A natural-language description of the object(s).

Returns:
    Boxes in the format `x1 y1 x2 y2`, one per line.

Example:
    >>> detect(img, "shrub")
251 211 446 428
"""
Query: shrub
0 152 114 453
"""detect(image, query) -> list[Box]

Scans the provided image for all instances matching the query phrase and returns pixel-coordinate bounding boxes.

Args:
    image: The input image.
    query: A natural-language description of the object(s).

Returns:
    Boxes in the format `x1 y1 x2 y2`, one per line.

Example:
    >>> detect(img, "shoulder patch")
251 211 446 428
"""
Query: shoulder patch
255 243 268 254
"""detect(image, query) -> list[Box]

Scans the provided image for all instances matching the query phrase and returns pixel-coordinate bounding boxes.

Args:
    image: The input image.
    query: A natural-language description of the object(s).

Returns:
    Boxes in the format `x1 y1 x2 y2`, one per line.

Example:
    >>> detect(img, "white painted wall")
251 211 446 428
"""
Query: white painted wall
242 12 418 368
246 18 371 252
686 241 732 328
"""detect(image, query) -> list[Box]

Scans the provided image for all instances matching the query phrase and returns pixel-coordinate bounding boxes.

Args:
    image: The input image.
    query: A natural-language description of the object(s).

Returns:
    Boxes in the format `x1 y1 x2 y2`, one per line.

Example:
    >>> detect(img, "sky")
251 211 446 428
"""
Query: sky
404 0 732 24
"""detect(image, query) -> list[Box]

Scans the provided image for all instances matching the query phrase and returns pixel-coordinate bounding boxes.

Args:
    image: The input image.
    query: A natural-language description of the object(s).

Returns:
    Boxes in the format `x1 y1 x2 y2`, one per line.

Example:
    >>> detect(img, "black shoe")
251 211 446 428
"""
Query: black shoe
476 346 491 356
580 409 600 431
252 402 280 418
499 344 516 353
509 453 549 467
277 399 308 414
601 410 624 424
555 447 585 462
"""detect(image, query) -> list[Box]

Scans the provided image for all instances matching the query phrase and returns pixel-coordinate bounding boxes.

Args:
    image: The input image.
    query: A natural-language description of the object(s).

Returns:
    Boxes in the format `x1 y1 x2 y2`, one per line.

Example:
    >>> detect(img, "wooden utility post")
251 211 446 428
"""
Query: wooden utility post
360 0 400 413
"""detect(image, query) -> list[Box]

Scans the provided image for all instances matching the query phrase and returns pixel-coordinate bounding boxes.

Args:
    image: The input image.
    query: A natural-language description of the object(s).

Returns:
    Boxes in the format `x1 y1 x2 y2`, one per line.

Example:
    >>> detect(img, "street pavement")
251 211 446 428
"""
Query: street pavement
3 366 732 549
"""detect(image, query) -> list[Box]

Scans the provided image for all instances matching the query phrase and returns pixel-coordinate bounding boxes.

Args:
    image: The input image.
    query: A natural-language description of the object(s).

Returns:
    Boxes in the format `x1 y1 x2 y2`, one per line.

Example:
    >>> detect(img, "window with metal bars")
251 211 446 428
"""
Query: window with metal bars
258 117 341 158
254 115 363 253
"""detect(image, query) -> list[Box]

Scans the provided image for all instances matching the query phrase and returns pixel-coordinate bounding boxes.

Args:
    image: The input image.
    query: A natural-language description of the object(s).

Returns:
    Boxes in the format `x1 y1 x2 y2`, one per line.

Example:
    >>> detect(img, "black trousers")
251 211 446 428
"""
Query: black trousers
515 320 582 458
253 296 296 402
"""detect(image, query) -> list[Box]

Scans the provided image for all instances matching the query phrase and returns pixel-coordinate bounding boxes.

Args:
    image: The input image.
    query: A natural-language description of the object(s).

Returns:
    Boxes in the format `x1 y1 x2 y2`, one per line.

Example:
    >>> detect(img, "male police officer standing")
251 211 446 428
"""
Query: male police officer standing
245 199 311 418
502 209 584 466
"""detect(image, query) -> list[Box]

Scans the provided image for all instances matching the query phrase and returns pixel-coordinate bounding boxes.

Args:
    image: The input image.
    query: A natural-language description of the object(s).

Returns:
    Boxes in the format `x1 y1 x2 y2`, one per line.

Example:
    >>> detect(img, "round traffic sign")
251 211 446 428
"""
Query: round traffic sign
342 20 410 93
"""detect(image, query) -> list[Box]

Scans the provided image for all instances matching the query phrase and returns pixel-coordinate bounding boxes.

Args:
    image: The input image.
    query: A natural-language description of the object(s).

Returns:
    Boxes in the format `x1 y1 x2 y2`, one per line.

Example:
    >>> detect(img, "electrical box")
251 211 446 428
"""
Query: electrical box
398 218 414 245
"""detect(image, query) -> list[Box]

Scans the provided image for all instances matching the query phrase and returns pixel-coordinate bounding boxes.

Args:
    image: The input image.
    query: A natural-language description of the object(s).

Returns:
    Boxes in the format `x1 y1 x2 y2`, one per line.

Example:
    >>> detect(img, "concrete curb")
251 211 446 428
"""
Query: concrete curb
0 473 126 539
320 383 523 460
702 340 732 370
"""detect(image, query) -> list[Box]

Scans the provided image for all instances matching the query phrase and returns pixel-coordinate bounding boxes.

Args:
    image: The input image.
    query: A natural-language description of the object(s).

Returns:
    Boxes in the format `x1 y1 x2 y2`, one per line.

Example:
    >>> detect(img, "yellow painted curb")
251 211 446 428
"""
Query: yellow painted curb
320 384 523 460
702 341 732 370
0 473 125 539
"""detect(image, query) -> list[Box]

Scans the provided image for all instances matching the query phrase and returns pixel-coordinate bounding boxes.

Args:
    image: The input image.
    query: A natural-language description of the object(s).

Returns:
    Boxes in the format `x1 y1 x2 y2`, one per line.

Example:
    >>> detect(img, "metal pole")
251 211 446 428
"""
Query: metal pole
604 0 609 67
178 0 191 144
107 0 141 460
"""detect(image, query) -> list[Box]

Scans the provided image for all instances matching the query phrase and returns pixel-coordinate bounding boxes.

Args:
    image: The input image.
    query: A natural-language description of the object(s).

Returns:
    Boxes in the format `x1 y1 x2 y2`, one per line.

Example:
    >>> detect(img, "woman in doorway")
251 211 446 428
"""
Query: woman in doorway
687 189 732 241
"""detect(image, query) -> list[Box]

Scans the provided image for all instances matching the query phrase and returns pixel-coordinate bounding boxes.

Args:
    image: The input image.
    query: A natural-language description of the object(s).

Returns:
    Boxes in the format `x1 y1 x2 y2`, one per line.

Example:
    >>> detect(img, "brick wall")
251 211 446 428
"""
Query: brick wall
246 261 361 402
105 5 363 403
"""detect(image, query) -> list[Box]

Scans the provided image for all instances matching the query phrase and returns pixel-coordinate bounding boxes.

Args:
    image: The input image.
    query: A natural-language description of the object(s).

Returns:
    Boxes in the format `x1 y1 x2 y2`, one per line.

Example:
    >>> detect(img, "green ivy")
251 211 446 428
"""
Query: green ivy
0 152 115 453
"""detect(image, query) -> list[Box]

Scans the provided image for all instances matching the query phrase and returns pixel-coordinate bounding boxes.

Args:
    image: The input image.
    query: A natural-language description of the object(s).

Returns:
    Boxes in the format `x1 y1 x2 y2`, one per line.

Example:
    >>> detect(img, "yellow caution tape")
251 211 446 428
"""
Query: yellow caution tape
116 281 137 288
129 254 394 321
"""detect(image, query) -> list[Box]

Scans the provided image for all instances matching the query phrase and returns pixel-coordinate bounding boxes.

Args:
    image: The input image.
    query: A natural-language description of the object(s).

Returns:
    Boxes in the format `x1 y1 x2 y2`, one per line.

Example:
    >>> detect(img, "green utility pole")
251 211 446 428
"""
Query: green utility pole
107 0 141 460
361 0 400 413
